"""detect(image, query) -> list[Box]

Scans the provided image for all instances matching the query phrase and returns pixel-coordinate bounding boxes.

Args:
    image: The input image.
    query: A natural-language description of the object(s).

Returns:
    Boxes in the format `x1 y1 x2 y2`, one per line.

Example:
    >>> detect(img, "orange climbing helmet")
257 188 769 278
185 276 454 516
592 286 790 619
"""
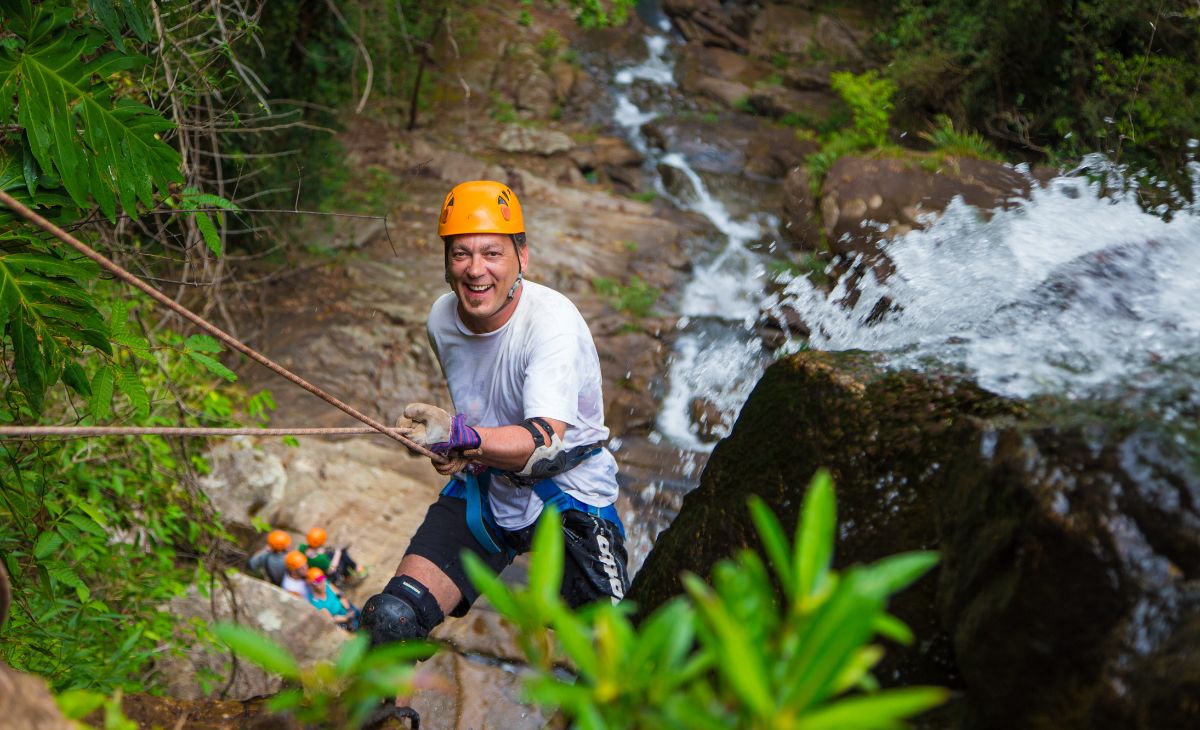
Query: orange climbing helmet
438 180 524 238
306 527 327 549
306 567 325 584
284 550 307 571
266 530 291 552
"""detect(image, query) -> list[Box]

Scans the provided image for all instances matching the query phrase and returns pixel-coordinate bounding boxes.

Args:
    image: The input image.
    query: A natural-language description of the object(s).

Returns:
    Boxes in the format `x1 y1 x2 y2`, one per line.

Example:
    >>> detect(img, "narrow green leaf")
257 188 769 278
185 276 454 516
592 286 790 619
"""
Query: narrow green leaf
89 365 114 420
116 365 149 417
462 551 521 619
114 331 152 360
550 603 599 680
860 551 940 599
795 686 950 730
193 211 221 256
334 632 369 676
748 495 793 595
74 500 109 528
873 612 915 646
213 623 301 680
829 644 885 695
796 469 836 606
682 573 776 718
181 189 240 211
529 505 564 607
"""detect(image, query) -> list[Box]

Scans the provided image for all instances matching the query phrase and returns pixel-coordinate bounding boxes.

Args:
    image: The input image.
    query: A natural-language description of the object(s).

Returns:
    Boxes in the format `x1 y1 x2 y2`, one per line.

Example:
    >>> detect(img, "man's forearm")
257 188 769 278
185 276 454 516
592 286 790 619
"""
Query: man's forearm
474 420 565 471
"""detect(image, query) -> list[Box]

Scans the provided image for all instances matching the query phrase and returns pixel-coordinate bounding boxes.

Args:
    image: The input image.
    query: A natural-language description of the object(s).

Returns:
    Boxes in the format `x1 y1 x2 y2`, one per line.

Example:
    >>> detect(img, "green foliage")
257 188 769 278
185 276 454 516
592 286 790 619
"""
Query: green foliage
464 472 948 729
919 114 1001 160
561 0 635 29
805 71 899 195
214 625 436 729
0 1 182 222
56 687 137 730
592 276 660 319
882 0 1200 186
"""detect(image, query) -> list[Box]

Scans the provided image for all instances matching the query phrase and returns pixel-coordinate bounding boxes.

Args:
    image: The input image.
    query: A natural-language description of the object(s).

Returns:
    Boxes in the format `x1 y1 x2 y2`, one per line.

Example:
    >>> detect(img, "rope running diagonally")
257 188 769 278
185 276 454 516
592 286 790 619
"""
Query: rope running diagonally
0 191 446 463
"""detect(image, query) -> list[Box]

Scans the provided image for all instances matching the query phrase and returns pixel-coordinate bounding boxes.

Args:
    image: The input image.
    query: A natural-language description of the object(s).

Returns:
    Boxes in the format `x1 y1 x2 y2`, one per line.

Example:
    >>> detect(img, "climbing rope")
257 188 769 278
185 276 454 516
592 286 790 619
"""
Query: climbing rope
0 191 445 463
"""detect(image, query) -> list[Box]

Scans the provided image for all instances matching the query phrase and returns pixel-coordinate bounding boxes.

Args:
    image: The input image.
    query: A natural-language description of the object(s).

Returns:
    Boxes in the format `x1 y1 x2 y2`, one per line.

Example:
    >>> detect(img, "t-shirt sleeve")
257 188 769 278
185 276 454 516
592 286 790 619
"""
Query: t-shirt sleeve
522 325 584 426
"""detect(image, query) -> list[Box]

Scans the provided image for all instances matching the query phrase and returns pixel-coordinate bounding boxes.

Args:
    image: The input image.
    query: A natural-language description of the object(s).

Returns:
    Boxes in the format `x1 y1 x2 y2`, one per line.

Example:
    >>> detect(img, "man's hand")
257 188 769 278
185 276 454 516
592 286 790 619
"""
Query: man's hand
395 403 453 446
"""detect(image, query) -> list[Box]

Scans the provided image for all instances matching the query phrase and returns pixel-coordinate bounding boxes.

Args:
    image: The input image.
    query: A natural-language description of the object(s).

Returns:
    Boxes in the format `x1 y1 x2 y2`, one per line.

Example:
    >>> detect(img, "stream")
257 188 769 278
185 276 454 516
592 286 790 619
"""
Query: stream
606 15 1200 483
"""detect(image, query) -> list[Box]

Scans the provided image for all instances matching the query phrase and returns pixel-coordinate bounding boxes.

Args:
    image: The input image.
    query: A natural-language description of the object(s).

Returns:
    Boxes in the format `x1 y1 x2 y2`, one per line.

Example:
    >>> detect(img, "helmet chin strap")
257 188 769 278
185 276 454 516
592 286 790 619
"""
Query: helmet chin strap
505 271 523 302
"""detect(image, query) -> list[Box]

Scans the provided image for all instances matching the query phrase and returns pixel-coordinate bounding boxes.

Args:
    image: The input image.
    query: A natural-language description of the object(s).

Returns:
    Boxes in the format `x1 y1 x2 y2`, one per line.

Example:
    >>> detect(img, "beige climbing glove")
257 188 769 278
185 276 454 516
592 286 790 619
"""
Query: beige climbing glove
395 403 453 447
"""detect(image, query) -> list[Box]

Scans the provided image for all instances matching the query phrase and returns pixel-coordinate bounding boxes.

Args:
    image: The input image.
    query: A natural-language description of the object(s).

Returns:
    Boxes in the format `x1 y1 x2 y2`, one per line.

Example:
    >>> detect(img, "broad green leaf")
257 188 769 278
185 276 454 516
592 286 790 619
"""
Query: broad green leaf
34 529 63 559
193 211 221 256
12 315 47 411
213 623 301 680
115 331 152 361
796 469 835 608
109 299 128 337
748 495 792 595
89 365 114 420
795 686 950 730
116 365 149 417
187 351 237 382
73 500 109 527
62 361 90 396
528 505 564 607
0 29 182 220
185 334 223 353
2 252 97 281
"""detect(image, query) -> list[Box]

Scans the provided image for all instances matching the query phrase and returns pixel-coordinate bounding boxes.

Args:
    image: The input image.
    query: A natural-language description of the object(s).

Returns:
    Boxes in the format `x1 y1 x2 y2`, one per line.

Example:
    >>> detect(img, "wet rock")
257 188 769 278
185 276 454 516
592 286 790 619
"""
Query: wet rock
568 136 645 191
688 397 728 442
755 301 811 350
662 0 750 51
814 154 1049 258
0 661 73 729
158 572 349 700
495 125 574 155
630 350 1200 729
675 43 767 90
748 4 817 58
747 85 837 123
643 114 816 180
781 165 822 249
409 651 548 730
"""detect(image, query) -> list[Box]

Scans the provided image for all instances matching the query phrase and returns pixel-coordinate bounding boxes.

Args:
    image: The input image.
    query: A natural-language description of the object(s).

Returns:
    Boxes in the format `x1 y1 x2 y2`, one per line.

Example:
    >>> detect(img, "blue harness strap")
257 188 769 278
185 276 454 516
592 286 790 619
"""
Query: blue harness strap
440 468 625 556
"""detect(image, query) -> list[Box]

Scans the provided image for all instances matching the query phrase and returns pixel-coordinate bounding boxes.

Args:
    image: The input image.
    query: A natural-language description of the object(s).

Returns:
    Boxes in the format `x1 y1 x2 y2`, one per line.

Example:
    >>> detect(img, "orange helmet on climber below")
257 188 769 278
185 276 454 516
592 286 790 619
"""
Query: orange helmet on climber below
306 527 327 548
306 567 326 584
284 550 307 571
438 180 524 238
266 530 291 552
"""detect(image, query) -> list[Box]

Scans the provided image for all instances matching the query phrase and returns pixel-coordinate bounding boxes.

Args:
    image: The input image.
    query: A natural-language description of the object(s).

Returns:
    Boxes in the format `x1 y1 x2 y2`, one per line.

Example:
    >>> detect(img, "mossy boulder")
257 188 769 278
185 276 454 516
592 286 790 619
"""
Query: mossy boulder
629 351 1200 729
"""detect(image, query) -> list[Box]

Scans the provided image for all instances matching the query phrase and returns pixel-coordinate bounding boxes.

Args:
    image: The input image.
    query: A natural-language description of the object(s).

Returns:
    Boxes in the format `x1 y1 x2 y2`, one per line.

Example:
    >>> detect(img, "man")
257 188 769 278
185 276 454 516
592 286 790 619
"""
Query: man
361 180 628 646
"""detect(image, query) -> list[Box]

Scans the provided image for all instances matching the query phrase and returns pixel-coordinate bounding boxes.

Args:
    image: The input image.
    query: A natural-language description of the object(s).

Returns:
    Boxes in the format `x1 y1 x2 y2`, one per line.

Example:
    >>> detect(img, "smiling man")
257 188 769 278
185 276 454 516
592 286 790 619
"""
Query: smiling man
361 180 628 647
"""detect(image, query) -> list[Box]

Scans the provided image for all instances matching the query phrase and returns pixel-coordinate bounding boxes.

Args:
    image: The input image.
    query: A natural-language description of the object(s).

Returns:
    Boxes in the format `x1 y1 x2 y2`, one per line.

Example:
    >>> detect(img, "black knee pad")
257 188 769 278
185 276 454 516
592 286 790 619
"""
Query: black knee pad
360 575 444 647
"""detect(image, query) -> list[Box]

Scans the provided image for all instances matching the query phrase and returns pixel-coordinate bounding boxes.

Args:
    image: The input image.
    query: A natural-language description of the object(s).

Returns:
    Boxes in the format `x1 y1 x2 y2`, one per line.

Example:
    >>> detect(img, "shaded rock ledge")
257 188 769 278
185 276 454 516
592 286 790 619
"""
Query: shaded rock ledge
628 350 1200 730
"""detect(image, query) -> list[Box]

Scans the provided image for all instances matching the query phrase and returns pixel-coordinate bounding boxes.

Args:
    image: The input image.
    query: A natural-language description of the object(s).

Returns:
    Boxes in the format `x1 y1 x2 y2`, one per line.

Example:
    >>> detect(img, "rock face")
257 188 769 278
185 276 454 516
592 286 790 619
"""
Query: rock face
158 571 350 700
0 662 73 730
629 351 1200 730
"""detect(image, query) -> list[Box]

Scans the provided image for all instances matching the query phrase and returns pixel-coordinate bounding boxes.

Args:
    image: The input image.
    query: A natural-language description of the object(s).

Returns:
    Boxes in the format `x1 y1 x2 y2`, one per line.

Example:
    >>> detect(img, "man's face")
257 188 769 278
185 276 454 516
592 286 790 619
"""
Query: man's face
447 232 528 332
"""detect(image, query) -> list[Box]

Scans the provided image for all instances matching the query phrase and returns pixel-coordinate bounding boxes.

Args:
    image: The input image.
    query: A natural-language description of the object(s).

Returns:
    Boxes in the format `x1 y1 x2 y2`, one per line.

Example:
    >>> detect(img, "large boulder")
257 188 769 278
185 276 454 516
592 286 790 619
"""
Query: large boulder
0 662 73 729
158 571 349 700
785 154 1049 255
643 114 817 180
629 351 1200 729
662 0 751 51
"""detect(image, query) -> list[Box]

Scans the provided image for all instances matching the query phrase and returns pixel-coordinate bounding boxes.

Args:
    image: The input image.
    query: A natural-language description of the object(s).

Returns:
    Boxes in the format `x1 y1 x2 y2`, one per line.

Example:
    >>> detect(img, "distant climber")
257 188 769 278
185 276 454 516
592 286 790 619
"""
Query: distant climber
247 530 291 586
281 550 310 599
306 567 357 631
361 180 629 648
300 526 361 586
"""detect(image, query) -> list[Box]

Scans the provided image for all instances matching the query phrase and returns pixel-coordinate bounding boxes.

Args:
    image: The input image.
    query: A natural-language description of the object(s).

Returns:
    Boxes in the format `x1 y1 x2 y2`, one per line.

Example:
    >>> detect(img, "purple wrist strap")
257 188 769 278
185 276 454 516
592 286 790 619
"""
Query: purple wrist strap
431 414 481 454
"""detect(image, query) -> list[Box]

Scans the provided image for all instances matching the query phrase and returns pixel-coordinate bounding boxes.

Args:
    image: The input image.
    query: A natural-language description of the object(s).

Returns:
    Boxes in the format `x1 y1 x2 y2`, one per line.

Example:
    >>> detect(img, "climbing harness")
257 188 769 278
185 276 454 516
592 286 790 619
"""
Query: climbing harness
0 191 446 464
440 463 625 558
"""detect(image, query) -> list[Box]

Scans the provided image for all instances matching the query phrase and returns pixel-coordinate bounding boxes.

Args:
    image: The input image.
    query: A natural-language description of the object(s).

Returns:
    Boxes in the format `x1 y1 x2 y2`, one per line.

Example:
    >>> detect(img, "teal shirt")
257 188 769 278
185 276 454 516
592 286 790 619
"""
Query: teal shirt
309 588 347 617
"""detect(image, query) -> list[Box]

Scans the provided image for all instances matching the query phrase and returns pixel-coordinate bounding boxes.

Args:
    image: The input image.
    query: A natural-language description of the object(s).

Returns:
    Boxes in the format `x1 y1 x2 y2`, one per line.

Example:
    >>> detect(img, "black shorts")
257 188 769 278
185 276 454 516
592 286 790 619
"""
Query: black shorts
405 494 629 617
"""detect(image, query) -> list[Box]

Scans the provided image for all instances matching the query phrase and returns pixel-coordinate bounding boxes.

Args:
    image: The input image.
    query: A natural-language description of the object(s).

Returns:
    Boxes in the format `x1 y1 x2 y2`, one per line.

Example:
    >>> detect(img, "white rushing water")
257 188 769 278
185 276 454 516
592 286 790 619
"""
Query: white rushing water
768 158 1200 404
611 29 1200 454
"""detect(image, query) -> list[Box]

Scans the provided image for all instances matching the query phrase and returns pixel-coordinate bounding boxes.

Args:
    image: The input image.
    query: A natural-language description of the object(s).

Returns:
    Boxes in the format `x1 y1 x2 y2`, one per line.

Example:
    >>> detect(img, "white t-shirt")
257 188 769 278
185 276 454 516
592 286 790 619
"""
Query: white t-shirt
428 280 619 530
281 575 309 599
